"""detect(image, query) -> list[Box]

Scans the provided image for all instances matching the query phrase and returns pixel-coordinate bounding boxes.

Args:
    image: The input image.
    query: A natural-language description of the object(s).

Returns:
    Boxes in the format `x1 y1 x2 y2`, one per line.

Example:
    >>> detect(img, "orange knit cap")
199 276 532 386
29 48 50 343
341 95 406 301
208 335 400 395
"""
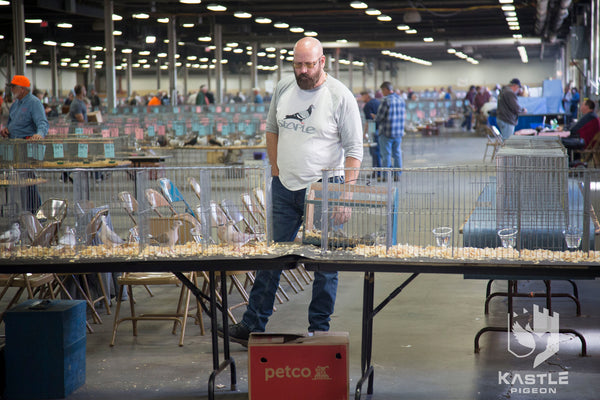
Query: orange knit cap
11 75 31 88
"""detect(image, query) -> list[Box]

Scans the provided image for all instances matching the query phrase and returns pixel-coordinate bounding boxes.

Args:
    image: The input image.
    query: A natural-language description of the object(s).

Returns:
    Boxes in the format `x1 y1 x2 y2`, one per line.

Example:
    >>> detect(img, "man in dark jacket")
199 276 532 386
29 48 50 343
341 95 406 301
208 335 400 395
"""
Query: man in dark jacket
496 78 526 140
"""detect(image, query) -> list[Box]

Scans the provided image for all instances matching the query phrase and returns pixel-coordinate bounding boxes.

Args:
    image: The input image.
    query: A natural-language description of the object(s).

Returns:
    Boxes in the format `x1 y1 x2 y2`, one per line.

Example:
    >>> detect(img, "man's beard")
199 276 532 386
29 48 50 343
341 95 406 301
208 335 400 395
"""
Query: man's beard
295 70 321 90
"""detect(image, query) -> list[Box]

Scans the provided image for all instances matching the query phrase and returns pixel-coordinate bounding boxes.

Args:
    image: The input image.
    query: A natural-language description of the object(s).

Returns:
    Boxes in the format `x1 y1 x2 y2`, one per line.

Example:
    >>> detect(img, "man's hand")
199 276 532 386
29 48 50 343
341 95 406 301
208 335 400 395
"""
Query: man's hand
28 134 44 141
0 127 9 138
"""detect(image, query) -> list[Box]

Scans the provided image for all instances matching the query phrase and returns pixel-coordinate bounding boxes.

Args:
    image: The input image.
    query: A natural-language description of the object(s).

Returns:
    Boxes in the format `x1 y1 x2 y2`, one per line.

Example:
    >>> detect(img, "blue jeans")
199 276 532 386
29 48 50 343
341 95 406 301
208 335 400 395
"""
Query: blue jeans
241 176 339 332
379 135 403 177
496 119 515 140
369 134 381 169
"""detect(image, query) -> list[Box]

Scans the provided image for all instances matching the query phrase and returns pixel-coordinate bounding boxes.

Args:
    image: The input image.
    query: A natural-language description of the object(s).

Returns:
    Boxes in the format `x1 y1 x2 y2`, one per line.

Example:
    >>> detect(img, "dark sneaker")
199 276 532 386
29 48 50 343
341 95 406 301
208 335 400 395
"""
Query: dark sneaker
217 322 251 347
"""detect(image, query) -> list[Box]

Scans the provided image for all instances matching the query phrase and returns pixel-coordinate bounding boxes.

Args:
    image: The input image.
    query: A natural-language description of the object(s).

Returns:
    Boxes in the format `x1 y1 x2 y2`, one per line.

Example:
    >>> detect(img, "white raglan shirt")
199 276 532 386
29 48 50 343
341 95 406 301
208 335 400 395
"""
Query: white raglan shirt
266 74 363 191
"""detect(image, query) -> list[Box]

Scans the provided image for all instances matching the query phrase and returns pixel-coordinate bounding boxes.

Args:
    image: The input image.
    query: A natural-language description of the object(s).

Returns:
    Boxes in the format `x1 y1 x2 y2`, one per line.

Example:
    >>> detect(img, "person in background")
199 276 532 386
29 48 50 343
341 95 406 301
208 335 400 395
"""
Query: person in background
461 85 476 132
64 90 74 106
569 87 580 121
220 37 363 346
69 84 88 123
496 78 526 140
1 75 48 140
361 90 381 177
252 88 263 104
147 93 161 106
0 75 48 212
195 84 215 105
561 99 600 162
373 81 406 181
89 88 101 111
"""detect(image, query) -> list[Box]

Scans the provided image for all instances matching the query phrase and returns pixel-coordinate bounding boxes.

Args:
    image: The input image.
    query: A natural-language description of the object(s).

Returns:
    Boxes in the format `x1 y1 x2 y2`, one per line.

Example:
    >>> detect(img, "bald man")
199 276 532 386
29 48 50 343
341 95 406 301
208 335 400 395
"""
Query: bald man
220 37 363 346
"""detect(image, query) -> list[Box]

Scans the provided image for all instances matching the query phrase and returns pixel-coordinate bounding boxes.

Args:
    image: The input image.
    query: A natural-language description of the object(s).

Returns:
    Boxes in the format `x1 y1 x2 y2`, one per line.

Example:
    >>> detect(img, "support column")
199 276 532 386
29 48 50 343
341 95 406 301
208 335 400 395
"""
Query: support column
126 53 132 98
374 59 379 89
183 62 188 99
50 46 58 98
251 42 258 90
156 59 161 91
348 53 354 92
214 24 223 104
168 17 178 105
362 57 367 90
89 50 96 90
591 0 599 96
12 0 26 75
333 48 340 79
277 47 283 82
104 0 116 109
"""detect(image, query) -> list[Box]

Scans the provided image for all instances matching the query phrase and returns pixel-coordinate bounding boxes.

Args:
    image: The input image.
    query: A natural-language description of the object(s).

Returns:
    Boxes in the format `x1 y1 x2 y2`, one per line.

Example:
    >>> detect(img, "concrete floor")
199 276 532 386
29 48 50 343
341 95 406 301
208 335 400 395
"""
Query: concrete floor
2 131 600 399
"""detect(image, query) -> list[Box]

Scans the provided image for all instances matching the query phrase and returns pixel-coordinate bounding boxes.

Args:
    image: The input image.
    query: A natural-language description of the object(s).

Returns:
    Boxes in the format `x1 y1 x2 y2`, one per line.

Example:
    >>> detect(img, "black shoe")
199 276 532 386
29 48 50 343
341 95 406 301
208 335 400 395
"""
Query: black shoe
217 322 251 347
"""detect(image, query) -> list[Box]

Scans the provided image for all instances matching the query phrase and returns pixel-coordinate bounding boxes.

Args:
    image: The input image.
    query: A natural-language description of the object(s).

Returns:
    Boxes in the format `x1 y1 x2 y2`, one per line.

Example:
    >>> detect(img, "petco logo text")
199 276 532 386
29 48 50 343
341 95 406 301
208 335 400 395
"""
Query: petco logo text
265 365 331 381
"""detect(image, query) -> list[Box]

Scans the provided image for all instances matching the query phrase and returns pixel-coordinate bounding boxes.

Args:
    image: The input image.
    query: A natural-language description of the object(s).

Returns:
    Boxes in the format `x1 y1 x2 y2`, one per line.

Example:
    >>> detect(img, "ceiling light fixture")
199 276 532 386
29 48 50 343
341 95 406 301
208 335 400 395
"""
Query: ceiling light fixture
157 17 169 23
234 11 252 18
405 29 417 34
350 1 368 9
397 25 410 30
122 49 133 54
501 5 515 11
43 40 57 46
112 14 122 21
60 42 75 47
377 14 392 22
255 17 272 24
206 3 227 11
365 8 381 16
290 27 304 33
57 22 72 28
0 1 10 5
146 35 156 44
304 31 318 37
133 13 149 19
274 22 289 29
180 0 202 3
25 19 43 24
113 30 122 35
499 0 514 3
517 45 528 63
182 23 194 28
197 36 211 42
423 37 434 42
90 46 103 51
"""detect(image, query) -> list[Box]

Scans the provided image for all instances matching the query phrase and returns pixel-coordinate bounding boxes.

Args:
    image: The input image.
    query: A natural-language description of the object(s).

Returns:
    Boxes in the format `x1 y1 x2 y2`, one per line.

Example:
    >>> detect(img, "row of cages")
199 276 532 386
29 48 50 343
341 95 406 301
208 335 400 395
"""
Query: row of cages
109 103 268 115
1 165 599 264
45 111 268 143
0 138 266 169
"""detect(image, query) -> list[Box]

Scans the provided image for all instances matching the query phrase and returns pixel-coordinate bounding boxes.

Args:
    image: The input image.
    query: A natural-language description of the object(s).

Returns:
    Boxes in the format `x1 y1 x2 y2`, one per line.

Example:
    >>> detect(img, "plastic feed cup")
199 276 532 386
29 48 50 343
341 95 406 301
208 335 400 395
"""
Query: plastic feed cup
498 228 518 248
432 227 452 248
563 227 582 249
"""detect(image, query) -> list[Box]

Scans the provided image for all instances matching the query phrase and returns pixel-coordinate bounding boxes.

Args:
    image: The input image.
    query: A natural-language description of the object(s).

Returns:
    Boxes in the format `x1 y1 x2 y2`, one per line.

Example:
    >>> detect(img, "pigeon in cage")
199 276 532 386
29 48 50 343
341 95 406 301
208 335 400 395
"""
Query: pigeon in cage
58 226 77 248
0 223 20 250
98 215 125 247
156 220 183 249
217 221 261 247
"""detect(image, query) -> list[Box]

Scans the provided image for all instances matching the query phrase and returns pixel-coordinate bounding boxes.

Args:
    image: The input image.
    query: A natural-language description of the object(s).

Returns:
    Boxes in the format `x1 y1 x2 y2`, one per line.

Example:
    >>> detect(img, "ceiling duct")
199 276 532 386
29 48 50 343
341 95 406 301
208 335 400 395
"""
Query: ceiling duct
551 0 572 32
403 10 422 24
535 0 549 35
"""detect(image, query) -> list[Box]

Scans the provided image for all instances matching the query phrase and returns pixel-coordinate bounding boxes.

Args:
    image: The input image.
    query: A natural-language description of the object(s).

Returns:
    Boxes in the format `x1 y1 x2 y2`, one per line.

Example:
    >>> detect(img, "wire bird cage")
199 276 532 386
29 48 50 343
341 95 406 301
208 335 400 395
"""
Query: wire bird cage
1 164 599 265
0 165 271 259
494 136 570 250
306 165 599 263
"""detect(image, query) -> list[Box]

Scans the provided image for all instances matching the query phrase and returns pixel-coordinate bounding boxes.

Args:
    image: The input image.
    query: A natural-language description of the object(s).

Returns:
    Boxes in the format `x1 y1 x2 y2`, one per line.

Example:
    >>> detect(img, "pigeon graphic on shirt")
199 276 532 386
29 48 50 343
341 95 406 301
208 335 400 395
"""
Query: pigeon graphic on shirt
284 104 314 123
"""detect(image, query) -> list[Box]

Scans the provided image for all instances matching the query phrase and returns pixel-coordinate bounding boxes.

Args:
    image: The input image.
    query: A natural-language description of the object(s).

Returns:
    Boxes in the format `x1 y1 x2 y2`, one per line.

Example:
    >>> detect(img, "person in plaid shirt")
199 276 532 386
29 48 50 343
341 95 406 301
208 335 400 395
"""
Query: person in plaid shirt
372 81 405 180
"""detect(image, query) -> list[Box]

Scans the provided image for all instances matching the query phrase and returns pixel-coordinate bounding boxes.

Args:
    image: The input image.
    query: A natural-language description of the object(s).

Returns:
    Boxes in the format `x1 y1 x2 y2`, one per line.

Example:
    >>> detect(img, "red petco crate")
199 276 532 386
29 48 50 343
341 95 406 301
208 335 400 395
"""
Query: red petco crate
248 332 349 400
